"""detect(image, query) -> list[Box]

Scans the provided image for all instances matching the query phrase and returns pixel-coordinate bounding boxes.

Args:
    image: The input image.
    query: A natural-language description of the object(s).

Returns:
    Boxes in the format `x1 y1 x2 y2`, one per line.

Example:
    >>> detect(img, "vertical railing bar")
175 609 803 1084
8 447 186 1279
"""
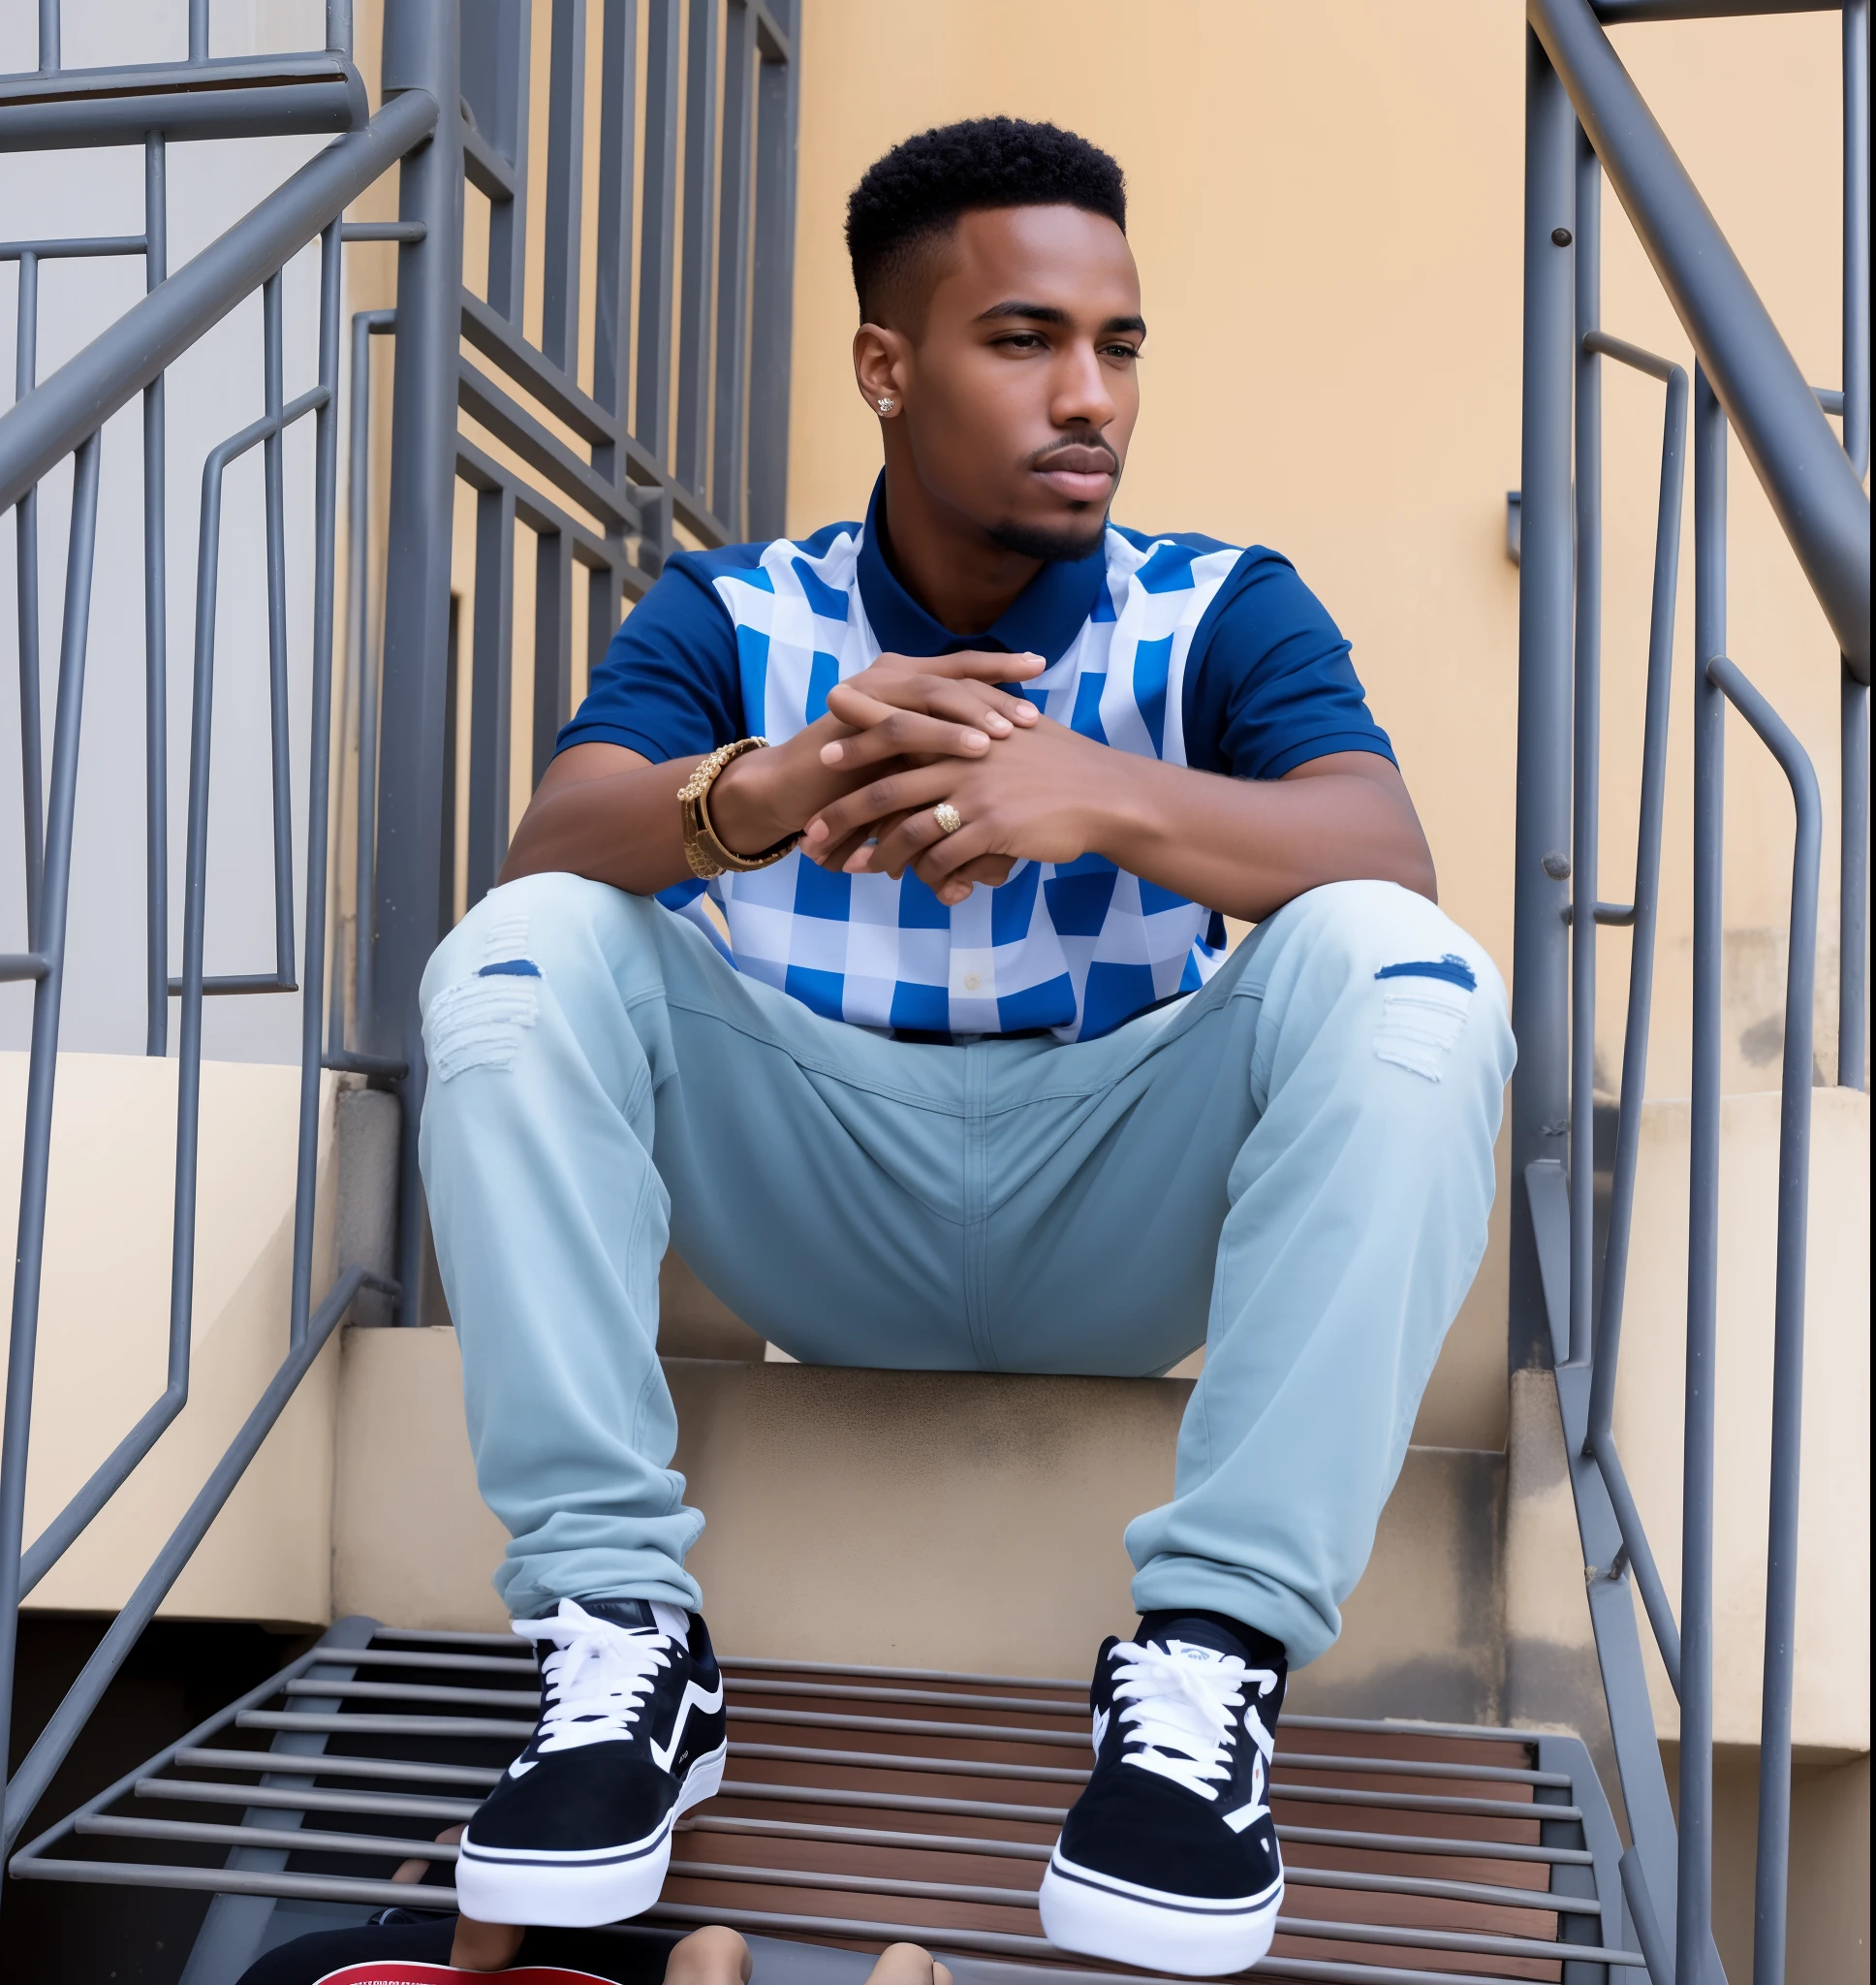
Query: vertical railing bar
1511 30 1577 1375
0 427 103 1866
290 222 345 1349
712 0 755 532
477 2 532 326
326 0 353 58
161 427 237 1614
262 271 297 987
675 0 720 497
1846 0 1871 484
591 0 639 441
1587 362 1688 1445
36 0 58 70
144 137 170 1056
1677 364 1725 1985
637 0 681 463
339 310 392 1056
533 528 574 785
1690 661 1820 1985
744 3 796 540
189 0 209 65
542 0 587 374
1844 679 1870 1088
466 484 516 907
14 251 44 951
1839 0 1870 1091
1569 127 1601 1372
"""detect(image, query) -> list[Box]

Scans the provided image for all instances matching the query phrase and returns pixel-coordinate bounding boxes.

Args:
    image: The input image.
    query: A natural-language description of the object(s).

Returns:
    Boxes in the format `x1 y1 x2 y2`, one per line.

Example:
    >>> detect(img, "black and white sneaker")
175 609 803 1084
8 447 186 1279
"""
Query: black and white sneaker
455 1597 728 1927
1038 1612 1287 1977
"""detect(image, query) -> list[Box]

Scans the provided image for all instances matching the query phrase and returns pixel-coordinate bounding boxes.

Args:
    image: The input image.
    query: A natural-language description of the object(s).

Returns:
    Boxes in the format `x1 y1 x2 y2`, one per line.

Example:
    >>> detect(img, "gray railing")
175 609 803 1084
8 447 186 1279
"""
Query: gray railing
342 0 799 1322
0 0 797 1920
0 1 434 1903
1514 4 1869 1983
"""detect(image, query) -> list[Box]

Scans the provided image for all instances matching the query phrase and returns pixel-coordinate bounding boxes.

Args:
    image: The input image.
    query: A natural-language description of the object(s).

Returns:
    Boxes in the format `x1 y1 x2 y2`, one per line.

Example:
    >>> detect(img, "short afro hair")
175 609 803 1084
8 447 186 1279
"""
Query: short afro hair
845 116 1126 326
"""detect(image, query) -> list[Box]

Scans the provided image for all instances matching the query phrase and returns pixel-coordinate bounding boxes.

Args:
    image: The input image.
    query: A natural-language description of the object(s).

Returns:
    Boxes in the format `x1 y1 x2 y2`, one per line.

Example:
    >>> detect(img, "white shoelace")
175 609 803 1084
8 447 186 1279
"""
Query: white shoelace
1110 1640 1282 1805
512 1599 673 1762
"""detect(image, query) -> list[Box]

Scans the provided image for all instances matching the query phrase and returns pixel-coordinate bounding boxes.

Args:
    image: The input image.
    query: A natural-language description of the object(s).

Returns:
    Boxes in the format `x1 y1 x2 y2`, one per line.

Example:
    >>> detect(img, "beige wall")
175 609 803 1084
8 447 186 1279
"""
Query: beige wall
1617 1087 1870 1754
1 1056 340 1625
784 2 1866 1451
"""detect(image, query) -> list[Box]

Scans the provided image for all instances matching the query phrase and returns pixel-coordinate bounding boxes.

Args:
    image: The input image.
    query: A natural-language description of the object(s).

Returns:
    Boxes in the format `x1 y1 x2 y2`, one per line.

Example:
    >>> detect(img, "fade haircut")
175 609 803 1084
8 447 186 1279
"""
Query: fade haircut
845 116 1127 329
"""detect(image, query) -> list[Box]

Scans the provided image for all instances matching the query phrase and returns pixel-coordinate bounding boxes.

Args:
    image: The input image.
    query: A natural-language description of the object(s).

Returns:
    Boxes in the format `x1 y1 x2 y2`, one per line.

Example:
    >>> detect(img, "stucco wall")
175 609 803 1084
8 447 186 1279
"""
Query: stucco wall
780 1 1864 1451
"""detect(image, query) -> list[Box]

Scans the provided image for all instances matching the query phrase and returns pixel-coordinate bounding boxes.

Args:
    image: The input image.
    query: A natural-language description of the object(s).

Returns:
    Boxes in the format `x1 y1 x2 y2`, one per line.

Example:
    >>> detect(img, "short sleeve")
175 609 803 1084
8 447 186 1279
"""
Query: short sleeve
554 551 746 764
1181 548 1393 781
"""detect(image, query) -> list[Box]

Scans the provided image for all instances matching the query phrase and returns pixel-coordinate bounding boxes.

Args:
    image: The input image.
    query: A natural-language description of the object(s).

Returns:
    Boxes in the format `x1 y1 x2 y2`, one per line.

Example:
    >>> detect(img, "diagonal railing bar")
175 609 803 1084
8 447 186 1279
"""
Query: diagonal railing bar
1518 9 1868 1983
0 87 437 516
1532 0 1869 677
2 1264 395 1857
0 52 439 1931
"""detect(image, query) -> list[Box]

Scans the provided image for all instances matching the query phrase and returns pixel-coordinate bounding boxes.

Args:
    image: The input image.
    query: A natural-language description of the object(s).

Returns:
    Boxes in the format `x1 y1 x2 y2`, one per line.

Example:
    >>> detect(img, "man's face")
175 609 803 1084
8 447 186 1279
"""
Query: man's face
897 205 1143 560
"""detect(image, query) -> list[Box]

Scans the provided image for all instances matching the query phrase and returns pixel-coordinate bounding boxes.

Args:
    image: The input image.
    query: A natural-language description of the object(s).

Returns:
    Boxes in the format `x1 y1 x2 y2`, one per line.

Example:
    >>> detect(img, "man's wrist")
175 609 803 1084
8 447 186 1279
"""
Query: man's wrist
1086 745 1172 869
705 739 804 856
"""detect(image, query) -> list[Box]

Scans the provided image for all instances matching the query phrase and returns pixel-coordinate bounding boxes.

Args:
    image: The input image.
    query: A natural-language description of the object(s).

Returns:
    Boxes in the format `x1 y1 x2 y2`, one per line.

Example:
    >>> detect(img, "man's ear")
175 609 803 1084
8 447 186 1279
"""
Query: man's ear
853 322 911 419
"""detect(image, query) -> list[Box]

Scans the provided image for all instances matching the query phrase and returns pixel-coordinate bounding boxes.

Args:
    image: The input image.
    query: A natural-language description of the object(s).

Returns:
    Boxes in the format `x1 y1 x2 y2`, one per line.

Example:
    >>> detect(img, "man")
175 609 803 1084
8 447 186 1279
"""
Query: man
420 117 1512 1977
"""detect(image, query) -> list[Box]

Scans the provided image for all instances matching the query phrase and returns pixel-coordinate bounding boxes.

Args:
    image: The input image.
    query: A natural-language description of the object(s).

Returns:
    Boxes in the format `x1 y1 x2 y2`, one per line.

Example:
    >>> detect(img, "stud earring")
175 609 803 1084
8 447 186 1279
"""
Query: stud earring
877 395 895 415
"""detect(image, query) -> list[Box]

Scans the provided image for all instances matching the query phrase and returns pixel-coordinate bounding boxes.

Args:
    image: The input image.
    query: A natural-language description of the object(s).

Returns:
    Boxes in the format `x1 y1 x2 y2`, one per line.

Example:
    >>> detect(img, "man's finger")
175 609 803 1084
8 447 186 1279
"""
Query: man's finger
812 808 918 870
818 708 993 773
910 819 998 902
899 647 1045 684
828 675 1039 737
802 764 955 855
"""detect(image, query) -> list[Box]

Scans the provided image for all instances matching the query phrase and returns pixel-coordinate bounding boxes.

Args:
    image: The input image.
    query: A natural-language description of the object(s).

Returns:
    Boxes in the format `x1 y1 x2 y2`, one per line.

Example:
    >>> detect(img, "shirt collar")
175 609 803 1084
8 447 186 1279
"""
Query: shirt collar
854 473 1108 666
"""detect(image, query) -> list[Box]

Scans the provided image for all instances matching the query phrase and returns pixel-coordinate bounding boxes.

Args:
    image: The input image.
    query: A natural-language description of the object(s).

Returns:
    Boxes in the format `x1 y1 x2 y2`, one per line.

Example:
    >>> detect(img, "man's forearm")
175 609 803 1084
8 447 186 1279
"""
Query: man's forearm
500 755 704 894
1092 751 1436 923
500 729 871 894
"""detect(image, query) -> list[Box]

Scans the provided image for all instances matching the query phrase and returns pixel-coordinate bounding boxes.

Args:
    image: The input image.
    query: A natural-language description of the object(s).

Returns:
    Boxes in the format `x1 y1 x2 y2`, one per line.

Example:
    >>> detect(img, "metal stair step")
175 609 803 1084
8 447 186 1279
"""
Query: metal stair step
8 1620 1643 1982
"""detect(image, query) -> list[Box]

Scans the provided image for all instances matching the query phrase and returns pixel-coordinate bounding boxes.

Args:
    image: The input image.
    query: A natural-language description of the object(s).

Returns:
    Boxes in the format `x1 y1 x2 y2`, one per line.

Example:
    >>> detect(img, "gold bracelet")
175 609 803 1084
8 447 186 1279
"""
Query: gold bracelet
677 738 802 879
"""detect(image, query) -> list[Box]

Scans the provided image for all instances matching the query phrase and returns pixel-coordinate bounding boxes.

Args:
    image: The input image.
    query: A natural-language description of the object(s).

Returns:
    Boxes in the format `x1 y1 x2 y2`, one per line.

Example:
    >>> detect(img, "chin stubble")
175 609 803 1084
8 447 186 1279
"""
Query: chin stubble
985 514 1110 563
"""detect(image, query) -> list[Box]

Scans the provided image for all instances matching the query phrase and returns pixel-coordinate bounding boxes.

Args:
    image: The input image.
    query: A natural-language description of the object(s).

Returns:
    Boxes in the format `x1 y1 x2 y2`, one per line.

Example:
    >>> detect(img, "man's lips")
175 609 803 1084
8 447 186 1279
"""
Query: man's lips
1032 448 1117 503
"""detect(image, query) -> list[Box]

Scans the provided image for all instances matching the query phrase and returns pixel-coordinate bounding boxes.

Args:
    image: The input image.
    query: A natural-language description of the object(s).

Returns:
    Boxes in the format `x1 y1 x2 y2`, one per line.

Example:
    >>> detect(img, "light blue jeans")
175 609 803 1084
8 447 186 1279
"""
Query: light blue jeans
418 872 1512 1666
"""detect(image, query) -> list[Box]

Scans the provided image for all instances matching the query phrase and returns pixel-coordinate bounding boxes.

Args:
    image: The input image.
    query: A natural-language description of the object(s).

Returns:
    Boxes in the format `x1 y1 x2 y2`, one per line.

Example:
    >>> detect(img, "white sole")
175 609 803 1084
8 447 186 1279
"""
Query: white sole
454 1741 726 1929
1038 1851 1282 1978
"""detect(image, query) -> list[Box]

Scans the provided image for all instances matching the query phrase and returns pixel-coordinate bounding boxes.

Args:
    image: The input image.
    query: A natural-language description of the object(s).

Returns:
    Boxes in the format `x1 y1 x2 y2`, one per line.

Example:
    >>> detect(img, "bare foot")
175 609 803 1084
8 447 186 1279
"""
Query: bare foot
865 1944 953 1985
449 1912 525 1970
664 1924 754 1983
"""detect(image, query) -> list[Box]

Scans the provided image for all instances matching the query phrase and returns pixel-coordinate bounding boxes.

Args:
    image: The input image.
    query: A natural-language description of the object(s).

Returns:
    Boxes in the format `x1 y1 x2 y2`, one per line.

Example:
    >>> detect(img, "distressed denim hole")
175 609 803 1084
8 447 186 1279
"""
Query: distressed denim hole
1372 976 1473 1081
427 972 539 1080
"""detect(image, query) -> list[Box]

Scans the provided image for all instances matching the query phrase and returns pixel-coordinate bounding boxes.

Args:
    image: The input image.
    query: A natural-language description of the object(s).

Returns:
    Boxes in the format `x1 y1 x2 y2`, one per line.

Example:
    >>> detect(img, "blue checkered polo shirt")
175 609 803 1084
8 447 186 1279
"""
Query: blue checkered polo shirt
561 482 1394 1042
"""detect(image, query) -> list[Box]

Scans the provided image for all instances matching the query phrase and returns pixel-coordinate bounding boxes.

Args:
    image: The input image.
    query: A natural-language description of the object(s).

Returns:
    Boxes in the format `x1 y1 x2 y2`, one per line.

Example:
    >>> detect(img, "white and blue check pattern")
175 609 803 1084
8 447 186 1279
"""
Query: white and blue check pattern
662 523 1245 1041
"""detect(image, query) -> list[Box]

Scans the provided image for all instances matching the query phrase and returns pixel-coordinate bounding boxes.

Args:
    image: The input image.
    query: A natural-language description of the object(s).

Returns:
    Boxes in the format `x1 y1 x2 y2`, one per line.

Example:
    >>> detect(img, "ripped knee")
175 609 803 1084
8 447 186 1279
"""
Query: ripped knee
1370 952 1479 1082
423 899 543 1081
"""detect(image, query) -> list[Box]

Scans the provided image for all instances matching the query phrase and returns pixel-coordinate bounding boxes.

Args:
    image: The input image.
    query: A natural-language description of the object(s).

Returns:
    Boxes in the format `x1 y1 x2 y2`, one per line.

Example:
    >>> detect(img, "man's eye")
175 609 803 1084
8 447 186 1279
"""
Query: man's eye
996 333 1046 351
1102 344 1141 362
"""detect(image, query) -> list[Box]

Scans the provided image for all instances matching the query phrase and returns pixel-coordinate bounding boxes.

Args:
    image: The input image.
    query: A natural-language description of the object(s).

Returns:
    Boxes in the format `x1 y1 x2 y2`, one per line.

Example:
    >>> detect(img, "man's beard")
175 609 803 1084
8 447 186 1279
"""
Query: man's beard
985 513 1110 563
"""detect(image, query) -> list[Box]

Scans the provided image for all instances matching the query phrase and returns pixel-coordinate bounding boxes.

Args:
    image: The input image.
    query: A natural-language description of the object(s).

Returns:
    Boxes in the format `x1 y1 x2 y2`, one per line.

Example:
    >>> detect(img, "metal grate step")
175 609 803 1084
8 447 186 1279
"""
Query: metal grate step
8 1619 1643 1982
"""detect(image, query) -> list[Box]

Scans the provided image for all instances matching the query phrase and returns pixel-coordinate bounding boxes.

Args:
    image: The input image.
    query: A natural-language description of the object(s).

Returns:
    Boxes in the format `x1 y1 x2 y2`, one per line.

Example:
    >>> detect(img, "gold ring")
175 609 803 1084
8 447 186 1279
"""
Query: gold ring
932 802 964 836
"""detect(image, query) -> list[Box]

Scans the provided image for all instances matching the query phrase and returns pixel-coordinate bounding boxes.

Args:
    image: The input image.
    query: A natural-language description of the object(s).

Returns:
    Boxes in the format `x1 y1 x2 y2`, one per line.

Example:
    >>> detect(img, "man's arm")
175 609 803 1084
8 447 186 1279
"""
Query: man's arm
499 650 1046 893
800 713 1436 921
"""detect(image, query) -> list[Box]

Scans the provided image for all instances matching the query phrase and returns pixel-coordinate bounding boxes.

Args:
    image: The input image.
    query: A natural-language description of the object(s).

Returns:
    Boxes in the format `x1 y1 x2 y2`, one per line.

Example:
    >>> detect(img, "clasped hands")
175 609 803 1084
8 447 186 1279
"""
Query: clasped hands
798 649 1110 908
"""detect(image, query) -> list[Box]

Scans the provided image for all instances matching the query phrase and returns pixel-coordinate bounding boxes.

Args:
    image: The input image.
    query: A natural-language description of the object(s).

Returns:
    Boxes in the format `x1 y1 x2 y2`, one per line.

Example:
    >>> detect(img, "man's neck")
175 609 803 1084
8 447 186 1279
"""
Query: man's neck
876 460 1042 638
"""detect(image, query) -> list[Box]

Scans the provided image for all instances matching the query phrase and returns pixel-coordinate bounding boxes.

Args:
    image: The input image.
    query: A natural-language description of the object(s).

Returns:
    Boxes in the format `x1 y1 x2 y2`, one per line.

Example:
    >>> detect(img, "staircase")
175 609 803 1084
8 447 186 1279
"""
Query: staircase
0 3 1866 1982
11 1617 1635 1982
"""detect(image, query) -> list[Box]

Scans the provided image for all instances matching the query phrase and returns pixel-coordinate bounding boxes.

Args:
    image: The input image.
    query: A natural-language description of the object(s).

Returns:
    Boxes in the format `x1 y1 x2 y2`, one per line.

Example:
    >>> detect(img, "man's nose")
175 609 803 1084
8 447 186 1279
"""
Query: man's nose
1049 343 1118 432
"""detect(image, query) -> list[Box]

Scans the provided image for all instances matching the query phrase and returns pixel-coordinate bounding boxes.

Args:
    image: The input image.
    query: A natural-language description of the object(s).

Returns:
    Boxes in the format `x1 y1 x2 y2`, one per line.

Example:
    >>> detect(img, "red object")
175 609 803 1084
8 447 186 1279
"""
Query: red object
313 1967 618 1984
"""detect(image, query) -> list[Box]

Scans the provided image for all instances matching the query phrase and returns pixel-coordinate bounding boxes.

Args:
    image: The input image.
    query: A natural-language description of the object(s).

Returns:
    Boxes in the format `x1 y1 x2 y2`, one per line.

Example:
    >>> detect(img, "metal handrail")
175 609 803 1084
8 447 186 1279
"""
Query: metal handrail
1516 6 1869 1984
1530 0 1870 677
0 54 437 1906
0 87 435 515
